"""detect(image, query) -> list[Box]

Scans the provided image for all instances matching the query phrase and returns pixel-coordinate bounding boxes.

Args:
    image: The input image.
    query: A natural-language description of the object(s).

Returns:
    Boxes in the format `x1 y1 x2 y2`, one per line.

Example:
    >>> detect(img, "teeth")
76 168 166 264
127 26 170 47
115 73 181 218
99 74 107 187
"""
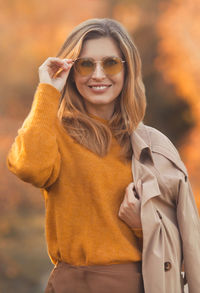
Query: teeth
91 86 108 90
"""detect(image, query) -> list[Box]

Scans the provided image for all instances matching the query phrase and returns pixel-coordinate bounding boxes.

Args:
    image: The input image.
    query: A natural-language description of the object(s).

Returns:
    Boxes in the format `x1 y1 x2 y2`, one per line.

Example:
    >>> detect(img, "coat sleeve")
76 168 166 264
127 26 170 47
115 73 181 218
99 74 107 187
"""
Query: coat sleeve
7 83 62 189
177 175 200 293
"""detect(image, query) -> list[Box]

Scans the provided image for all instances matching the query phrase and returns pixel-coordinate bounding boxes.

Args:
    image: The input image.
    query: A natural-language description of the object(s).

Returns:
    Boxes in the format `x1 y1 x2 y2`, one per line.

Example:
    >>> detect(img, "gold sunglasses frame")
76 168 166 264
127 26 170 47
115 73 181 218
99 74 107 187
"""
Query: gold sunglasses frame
72 56 125 76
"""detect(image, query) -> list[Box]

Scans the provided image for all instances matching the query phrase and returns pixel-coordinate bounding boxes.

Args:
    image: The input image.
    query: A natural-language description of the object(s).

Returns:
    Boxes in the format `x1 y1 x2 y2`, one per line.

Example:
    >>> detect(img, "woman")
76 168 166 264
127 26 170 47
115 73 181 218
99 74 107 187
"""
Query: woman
7 18 200 293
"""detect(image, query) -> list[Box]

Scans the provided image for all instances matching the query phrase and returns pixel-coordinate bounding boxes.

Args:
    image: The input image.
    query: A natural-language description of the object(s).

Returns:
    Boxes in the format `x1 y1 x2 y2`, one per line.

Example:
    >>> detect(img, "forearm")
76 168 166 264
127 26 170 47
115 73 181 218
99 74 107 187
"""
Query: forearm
7 83 61 188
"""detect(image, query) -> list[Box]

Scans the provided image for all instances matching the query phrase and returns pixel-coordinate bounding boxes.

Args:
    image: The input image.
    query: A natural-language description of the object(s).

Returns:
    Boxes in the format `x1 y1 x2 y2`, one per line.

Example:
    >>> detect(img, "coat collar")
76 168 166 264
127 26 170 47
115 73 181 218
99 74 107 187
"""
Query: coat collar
130 122 154 164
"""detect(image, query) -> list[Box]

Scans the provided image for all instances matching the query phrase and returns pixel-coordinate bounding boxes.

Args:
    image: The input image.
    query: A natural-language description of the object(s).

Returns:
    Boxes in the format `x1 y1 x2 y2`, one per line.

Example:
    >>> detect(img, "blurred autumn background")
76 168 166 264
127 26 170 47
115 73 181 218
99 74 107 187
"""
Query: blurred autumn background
1 0 200 292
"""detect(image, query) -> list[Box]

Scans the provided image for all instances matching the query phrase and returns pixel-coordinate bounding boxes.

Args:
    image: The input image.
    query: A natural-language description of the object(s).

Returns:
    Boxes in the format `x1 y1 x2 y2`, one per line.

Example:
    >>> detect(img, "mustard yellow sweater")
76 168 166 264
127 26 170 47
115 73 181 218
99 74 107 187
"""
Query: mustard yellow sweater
7 83 143 266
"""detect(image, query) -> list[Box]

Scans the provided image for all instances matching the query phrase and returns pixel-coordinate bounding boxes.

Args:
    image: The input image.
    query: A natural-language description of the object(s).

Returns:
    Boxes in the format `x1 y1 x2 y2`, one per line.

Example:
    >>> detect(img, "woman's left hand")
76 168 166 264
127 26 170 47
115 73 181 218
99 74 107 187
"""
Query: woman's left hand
118 182 142 229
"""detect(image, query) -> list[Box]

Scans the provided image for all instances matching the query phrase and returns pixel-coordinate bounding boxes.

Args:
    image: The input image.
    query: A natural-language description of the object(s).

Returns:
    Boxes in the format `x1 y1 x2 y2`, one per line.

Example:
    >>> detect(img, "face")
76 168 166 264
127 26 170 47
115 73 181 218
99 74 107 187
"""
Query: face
73 37 125 115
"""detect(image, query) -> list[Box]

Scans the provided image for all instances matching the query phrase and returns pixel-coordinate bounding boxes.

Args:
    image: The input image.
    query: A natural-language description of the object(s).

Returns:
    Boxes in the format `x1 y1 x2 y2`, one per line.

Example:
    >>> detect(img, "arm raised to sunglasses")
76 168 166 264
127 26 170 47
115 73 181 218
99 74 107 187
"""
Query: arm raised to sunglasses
39 57 73 92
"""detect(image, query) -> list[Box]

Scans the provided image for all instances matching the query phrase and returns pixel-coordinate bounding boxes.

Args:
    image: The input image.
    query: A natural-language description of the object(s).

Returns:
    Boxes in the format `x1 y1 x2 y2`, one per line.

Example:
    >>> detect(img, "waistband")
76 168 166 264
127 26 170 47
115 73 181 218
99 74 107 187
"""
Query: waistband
56 261 142 274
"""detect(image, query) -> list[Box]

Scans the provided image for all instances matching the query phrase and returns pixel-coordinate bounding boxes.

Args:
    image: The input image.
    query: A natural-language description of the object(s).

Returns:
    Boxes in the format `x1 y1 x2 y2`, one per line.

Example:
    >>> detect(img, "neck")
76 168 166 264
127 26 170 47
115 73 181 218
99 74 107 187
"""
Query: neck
84 103 115 120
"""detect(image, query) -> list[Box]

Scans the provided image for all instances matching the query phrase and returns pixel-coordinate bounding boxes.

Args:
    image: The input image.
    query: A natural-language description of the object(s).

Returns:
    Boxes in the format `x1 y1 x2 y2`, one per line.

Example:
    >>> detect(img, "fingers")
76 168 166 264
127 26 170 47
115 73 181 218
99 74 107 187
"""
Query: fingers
126 182 140 203
49 59 73 72
127 182 134 191
39 57 73 76
40 57 73 68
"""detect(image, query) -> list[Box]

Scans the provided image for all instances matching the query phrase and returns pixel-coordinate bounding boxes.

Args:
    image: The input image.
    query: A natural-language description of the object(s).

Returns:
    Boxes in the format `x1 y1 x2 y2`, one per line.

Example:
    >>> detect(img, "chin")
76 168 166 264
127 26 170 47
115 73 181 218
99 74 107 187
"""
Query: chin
90 101 113 107
86 96 116 105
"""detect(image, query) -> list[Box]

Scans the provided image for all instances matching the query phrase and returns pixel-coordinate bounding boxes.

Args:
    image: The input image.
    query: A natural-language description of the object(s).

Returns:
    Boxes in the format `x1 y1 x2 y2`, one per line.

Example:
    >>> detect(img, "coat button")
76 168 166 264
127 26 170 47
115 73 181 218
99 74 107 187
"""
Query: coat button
164 261 172 271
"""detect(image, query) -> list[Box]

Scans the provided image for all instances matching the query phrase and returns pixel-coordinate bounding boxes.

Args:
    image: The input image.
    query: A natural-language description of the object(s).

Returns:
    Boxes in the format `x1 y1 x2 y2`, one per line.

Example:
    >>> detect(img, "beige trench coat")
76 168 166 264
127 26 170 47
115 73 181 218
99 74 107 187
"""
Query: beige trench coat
131 123 200 293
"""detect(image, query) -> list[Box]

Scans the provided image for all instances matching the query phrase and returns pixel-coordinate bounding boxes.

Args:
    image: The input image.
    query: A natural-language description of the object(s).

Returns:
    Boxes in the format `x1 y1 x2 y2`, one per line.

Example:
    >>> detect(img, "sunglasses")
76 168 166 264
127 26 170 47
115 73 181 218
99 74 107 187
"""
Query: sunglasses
73 56 125 76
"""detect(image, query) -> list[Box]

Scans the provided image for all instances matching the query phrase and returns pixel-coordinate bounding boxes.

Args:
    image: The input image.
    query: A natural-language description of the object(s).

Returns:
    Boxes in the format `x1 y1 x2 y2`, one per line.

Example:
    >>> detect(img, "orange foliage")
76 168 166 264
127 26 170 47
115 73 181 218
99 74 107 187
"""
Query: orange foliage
156 0 200 210
112 3 142 33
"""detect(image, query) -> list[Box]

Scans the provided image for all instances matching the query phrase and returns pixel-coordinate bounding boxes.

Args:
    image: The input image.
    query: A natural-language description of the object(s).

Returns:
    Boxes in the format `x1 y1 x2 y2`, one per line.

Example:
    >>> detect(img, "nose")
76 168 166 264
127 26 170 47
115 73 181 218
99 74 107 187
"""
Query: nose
91 61 106 79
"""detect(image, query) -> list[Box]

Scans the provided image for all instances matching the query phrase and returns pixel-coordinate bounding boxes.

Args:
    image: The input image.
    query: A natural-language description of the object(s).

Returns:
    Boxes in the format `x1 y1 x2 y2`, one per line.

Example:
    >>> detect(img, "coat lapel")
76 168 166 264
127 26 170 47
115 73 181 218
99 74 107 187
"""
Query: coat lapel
130 123 161 205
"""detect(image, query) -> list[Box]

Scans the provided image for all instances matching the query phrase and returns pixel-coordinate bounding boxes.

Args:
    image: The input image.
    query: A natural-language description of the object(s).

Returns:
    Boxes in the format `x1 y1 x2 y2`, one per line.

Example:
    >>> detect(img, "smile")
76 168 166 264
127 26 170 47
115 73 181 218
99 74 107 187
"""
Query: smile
88 85 111 90
88 85 112 94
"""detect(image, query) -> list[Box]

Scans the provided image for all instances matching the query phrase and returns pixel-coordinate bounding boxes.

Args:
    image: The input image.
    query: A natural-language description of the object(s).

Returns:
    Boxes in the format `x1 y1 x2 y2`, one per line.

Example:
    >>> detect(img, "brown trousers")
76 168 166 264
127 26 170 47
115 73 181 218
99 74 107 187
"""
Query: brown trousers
45 261 144 293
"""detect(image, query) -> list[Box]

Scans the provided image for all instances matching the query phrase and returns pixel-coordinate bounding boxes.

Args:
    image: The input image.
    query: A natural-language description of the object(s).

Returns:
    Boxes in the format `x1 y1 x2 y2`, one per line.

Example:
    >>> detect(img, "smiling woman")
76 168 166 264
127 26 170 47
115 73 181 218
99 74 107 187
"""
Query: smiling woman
55 19 146 160
73 37 125 120
6 18 200 293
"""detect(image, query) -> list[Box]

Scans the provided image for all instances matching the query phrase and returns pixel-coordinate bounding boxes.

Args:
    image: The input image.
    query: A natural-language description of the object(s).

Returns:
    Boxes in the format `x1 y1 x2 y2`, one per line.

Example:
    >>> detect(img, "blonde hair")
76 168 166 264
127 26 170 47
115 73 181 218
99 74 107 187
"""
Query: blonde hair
57 18 146 160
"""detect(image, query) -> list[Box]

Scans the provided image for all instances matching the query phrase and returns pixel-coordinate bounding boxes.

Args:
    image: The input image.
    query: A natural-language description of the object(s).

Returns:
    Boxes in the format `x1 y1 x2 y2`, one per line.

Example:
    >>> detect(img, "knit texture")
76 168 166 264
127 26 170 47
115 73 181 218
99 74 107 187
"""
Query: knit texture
7 83 143 266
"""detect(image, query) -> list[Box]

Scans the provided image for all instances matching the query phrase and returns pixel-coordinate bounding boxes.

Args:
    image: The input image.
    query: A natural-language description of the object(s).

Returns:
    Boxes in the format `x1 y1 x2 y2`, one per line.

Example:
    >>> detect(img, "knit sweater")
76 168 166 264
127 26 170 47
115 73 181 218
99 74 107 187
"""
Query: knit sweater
7 83 143 266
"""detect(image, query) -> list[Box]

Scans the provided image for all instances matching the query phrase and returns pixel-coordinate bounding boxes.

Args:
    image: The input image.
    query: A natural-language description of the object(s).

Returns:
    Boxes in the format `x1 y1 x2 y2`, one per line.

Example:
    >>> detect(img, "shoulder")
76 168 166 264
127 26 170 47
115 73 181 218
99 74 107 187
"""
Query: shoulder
136 122 188 177
136 122 178 152
144 124 180 154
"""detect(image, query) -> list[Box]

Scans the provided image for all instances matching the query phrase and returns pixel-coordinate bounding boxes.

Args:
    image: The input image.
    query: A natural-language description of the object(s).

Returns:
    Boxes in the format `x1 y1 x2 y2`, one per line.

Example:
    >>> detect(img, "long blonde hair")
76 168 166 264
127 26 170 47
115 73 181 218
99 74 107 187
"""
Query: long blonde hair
57 18 146 160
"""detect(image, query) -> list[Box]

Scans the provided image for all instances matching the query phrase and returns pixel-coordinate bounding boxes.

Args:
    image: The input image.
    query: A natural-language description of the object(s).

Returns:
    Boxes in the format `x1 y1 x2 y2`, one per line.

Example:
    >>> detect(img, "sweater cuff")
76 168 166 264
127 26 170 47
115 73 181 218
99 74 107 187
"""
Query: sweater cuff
33 83 61 118
132 228 143 239
22 83 61 129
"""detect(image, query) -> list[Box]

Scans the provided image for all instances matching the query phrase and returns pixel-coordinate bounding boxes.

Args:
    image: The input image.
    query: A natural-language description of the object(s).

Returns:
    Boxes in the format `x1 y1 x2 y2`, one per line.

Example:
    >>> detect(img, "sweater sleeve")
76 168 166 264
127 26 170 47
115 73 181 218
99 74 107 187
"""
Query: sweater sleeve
132 228 143 239
7 83 62 189
132 228 143 249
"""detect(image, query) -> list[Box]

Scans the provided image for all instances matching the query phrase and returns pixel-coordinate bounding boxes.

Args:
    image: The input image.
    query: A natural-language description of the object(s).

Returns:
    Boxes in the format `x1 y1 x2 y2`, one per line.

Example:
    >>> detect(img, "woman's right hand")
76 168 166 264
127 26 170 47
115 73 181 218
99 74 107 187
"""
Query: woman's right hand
38 57 74 92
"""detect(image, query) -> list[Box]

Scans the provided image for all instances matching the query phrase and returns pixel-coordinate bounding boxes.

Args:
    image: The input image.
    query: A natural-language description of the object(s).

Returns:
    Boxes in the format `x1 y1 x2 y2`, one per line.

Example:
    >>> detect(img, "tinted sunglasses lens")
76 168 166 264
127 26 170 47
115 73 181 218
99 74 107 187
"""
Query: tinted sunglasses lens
74 58 94 76
103 57 123 75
